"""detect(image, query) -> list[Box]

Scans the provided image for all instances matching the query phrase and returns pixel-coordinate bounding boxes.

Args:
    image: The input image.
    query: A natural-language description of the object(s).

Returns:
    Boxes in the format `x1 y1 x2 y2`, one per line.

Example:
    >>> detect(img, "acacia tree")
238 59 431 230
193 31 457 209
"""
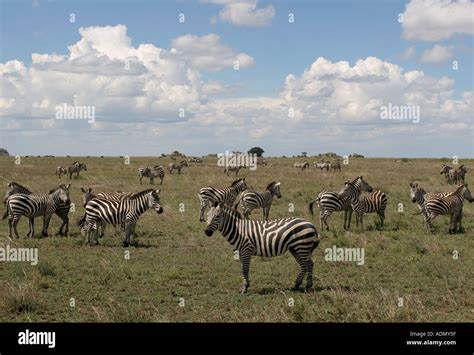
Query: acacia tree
247 147 264 157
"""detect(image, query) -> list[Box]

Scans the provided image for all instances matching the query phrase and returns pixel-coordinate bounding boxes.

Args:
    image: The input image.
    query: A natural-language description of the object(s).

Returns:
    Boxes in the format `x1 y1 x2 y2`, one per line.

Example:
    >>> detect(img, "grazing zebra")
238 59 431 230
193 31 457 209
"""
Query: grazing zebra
308 176 372 231
449 165 467 185
198 178 247 222
330 161 342 172
425 184 473 234
409 182 452 229
81 189 163 246
138 166 165 184
4 184 70 238
338 180 388 228
314 162 330 171
294 161 309 170
68 162 87 179
168 160 188 175
257 158 268 167
234 182 282 221
440 164 452 184
56 166 68 178
224 165 245 176
204 204 320 293
4 182 71 236
188 157 203 163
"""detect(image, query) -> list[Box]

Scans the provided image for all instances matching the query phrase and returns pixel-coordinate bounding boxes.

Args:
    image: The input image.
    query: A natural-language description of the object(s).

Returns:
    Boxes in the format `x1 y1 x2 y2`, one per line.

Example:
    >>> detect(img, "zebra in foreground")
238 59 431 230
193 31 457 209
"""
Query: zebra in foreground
425 184 473 234
168 160 188 175
4 184 71 238
339 180 387 228
81 189 163 246
234 181 281 221
68 162 87 179
309 176 372 231
139 166 165 184
224 165 245 176
198 178 247 222
204 204 320 293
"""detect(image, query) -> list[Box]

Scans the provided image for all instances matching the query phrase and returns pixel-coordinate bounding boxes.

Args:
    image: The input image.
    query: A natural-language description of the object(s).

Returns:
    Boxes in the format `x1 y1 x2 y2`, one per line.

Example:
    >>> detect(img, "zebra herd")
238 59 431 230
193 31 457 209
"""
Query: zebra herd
56 161 87 179
294 160 342 171
440 164 467 185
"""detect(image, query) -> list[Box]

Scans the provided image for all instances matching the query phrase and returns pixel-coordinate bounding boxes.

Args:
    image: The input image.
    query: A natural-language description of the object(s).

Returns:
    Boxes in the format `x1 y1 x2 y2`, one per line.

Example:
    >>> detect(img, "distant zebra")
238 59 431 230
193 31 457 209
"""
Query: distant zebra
308 176 372 231
168 160 188 175
204 204 320 293
234 182 282 221
188 157 203 163
139 166 165 184
224 165 245 176
330 161 342 172
314 162 330 171
81 189 163 246
409 182 452 229
339 180 388 228
4 184 70 238
198 178 247 222
294 161 309 170
3 182 71 236
448 165 467 185
440 164 452 184
68 162 87 179
425 184 473 234
56 166 68 178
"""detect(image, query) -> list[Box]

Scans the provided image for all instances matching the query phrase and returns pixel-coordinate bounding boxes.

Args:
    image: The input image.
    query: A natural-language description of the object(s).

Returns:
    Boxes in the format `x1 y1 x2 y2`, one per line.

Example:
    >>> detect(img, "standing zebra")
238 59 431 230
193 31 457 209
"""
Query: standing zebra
56 166 68 178
224 165 245 176
425 184 473 234
204 204 320 293
294 161 309 170
330 161 342 172
4 184 70 238
68 162 87 179
314 162 330 171
440 164 452 184
3 182 71 236
339 180 387 228
139 166 165 184
308 176 372 231
449 165 467 185
198 178 247 222
168 160 188 175
81 189 163 246
234 181 282 221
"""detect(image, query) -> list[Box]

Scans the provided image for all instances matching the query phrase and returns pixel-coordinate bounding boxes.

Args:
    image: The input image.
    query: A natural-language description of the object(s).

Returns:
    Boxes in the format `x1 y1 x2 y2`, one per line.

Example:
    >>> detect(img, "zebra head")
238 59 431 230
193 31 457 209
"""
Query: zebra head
352 176 373 193
459 184 473 203
81 187 95 207
267 181 282 199
80 163 87 171
52 184 71 205
440 164 450 175
148 189 163 214
409 182 425 203
204 203 223 237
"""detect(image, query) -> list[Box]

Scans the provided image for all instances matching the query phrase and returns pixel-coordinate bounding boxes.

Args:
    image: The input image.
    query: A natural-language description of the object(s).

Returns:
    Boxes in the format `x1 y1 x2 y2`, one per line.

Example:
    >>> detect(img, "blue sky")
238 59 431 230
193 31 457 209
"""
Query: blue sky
0 0 473 157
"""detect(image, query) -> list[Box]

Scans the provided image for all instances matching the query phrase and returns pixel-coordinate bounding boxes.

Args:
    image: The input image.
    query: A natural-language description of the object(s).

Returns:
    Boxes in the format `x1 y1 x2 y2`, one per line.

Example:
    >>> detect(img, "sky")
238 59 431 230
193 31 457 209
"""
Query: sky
0 0 473 157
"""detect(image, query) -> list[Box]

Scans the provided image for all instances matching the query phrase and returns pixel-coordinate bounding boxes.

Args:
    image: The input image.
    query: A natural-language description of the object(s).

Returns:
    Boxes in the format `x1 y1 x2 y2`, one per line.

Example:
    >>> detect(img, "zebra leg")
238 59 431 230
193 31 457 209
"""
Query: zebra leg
346 208 353 230
377 211 385 228
239 253 251 294
41 213 53 237
199 200 206 222
449 213 456 234
123 222 133 247
150 176 154 184
100 221 106 238
11 215 21 239
290 249 306 291
304 255 314 291
27 218 34 238
160 176 163 185
139 176 143 184
264 206 270 221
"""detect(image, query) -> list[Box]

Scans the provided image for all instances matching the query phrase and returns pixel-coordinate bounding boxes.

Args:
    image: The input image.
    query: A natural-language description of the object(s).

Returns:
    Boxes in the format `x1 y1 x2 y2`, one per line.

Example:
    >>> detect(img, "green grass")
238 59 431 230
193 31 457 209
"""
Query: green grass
0 156 473 322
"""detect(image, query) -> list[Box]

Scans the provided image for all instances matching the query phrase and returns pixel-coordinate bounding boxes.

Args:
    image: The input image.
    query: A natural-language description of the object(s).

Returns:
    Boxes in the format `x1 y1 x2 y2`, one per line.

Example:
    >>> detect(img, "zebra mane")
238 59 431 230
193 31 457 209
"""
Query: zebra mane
448 184 466 196
129 189 155 200
266 181 279 191
221 204 243 219
8 182 32 193
351 176 362 185
231 178 245 187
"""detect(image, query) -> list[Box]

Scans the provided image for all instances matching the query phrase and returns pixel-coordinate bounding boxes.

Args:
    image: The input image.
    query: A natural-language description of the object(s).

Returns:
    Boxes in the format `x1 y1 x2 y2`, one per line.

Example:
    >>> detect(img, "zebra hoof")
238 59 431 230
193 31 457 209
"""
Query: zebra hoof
304 285 314 292
122 242 129 247
42 232 48 237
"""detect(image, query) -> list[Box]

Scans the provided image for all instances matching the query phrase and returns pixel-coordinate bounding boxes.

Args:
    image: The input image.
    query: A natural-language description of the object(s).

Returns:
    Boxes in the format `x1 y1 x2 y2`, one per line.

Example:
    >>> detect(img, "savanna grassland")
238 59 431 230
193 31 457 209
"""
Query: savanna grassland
0 156 472 322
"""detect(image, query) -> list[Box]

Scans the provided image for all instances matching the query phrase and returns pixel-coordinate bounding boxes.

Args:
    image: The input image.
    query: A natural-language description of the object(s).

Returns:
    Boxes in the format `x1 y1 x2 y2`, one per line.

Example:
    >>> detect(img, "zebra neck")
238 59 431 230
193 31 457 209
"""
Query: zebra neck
129 198 149 215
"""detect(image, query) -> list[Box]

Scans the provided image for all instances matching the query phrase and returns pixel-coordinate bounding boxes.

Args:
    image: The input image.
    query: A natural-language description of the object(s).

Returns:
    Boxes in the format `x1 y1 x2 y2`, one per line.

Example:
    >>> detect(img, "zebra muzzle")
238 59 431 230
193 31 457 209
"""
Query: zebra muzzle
204 229 214 237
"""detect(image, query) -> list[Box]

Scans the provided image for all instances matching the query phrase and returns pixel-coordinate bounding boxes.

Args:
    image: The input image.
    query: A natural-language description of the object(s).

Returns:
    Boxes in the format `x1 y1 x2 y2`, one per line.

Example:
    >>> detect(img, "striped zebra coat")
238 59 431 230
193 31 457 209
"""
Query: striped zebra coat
409 182 452 229
339 180 387 228
309 176 372 230
234 181 281 221
139 166 165 184
168 160 188 175
198 178 247 221
56 166 68 178
204 204 320 293
425 184 473 234
4 184 71 238
81 189 163 246
68 162 87 179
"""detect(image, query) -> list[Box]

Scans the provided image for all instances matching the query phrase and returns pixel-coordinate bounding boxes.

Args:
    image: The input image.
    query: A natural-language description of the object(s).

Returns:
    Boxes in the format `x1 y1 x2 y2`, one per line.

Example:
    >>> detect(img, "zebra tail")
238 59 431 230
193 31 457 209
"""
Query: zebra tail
308 199 318 217
234 195 242 210
2 209 8 220
77 214 86 226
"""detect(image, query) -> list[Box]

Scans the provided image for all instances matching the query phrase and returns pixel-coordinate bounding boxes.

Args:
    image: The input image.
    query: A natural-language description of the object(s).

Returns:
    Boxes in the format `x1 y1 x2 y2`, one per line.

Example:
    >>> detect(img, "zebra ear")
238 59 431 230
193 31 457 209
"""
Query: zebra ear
155 189 161 195
213 202 219 208
88 188 92 193
81 188 86 193
65 184 71 189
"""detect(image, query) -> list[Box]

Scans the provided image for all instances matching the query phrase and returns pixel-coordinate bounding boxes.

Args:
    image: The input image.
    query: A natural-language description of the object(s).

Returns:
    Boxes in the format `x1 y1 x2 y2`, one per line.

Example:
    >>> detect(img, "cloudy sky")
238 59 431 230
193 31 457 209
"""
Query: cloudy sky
0 0 473 157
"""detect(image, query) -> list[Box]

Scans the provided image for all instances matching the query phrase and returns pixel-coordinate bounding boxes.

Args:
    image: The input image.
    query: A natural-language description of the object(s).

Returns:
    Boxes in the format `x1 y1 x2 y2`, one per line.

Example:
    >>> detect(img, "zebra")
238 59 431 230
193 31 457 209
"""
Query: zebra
4 184 71 238
308 176 372 231
3 182 71 236
330 161 342 172
68 162 87 179
314 162 330 171
338 180 387 228
224 165 245 176
56 166 68 178
448 165 467 185
204 204 320 293
138 166 165 184
440 164 452 184
168 160 188 175
198 178 247 222
425 184 473 234
81 189 163 246
234 181 282 221
294 161 309 170
188 157 203 163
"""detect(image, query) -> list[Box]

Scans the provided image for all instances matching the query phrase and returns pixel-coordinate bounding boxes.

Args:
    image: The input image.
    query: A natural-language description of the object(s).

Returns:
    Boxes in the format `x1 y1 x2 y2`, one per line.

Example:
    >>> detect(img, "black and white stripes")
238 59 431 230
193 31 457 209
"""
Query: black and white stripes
139 166 165 185
234 181 281 221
